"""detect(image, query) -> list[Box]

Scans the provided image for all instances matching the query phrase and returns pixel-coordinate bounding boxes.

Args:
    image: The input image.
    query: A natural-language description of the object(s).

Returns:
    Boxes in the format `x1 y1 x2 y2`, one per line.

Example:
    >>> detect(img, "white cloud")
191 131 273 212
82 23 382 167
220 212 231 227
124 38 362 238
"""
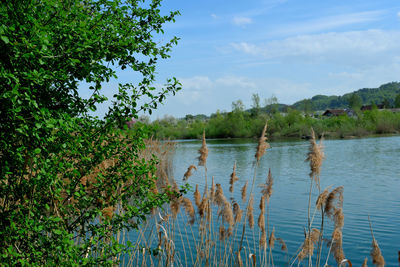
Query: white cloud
232 16 253 26
180 76 212 90
397 11 400 19
211 13 218 19
231 30 400 66
273 11 383 36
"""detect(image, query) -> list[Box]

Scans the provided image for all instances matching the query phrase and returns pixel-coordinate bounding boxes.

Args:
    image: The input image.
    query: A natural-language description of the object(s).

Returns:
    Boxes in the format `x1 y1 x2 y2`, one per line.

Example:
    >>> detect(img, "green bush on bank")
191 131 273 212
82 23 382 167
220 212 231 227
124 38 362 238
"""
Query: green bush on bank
151 109 400 140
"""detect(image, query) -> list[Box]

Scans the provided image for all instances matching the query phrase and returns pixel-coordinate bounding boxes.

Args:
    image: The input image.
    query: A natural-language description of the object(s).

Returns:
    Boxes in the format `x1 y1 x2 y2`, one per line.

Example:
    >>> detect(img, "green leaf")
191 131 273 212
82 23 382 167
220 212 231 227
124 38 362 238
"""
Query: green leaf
1 36 9 44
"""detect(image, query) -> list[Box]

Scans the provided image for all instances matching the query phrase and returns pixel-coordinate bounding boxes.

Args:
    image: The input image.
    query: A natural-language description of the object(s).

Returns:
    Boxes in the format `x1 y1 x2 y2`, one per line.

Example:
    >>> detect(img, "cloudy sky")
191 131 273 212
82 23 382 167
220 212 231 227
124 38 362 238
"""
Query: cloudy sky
98 0 400 119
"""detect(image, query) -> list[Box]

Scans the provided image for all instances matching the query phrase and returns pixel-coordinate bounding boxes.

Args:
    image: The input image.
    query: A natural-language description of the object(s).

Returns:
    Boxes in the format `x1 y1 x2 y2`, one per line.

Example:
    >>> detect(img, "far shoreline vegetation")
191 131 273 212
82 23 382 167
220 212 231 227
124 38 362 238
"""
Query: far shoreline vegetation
143 82 400 140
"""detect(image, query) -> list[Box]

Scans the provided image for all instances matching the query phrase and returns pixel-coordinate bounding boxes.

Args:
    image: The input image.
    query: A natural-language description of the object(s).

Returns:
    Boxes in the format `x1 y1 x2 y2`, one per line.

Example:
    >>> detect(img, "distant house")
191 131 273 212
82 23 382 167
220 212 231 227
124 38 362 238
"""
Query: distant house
322 109 355 117
322 109 346 117
360 104 384 111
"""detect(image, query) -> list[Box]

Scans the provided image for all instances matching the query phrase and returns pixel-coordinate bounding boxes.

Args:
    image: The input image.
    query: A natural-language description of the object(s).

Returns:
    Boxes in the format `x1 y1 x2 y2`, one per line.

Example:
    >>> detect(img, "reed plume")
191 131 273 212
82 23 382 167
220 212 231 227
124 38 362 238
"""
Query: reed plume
277 238 287 252
220 200 234 227
233 202 243 224
182 198 195 225
219 226 226 241
316 186 330 210
298 228 320 262
260 228 267 248
198 196 208 218
306 128 324 182
325 186 344 218
183 165 197 181
229 161 239 193
241 181 248 202
269 227 276 249
260 168 273 204
371 239 385 267
255 122 270 162
333 208 344 229
194 184 201 208
257 210 265 230
259 196 265 214
362 257 368 267
247 195 255 228
170 199 181 219
198 130 208 166
332 228 345 264
215 183 227 206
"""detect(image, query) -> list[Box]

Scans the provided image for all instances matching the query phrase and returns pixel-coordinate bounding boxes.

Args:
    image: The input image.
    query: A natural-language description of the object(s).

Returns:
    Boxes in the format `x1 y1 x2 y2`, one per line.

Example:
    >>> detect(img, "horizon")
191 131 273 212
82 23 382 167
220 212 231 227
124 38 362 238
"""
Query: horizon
81 0 400 119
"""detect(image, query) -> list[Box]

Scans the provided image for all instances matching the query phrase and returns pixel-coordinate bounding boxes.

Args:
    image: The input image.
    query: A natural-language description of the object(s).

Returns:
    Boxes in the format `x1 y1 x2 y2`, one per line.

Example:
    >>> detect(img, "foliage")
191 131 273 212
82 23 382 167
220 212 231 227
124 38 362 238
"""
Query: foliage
293 82 400 111
151 108 400 140
348 93 363 111
0 0 181 265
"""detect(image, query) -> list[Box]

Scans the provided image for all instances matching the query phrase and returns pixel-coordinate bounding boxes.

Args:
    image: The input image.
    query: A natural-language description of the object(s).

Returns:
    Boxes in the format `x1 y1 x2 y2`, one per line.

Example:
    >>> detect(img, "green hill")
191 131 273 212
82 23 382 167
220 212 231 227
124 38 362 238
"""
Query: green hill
292 82 400 111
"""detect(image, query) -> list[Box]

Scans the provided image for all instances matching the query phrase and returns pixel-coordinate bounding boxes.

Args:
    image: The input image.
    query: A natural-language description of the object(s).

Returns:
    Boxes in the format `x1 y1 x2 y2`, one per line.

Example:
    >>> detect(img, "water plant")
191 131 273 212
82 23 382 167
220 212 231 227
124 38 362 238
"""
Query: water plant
119 126 388 267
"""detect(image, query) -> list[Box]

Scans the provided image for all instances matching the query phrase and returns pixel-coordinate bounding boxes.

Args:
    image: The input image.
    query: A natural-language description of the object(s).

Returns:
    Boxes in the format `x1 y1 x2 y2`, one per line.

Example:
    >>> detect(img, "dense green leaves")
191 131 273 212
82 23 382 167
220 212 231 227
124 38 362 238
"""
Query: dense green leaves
1 0 180 265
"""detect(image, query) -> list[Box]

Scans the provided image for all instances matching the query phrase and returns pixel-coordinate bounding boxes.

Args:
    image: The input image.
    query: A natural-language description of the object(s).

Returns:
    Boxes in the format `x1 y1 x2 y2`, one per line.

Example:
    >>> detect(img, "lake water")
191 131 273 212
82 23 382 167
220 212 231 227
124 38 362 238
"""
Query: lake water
169 136 400 266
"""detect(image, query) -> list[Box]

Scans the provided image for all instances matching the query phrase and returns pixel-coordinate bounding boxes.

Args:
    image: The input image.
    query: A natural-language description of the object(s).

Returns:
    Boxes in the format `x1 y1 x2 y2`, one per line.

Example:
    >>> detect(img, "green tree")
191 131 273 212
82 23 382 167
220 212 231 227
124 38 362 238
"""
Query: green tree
382 98 391 109
264 94 278 114
348 93 362 110
395 93 400 108
232 99 245 113
251 93 261 116
0 0 181 265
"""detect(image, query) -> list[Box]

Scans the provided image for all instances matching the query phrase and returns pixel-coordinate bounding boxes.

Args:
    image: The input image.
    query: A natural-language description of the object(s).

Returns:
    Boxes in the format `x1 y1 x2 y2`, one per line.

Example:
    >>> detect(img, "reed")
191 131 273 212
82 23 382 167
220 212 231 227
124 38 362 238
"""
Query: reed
116 128 389 267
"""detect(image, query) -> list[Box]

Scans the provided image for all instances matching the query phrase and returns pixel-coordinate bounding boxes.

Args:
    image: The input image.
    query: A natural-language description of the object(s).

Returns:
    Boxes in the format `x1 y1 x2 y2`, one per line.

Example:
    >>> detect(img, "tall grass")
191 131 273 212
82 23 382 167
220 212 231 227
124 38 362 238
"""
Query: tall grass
112 129 387 267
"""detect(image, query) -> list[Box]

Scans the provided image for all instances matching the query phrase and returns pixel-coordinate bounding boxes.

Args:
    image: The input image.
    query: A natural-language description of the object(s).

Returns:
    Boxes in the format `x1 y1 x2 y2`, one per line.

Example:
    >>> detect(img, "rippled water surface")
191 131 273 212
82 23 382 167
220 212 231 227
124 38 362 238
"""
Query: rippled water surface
171 136 400 266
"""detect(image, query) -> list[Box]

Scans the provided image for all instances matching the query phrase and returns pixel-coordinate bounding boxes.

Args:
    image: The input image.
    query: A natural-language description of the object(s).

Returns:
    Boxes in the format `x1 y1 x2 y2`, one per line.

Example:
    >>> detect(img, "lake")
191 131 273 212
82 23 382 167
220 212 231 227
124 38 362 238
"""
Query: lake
168 135 400 266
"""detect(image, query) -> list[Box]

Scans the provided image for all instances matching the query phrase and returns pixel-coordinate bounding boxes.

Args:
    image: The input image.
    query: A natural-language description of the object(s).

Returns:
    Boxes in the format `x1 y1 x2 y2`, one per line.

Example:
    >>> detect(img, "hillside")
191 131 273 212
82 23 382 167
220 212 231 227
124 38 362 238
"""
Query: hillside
292 82 400 111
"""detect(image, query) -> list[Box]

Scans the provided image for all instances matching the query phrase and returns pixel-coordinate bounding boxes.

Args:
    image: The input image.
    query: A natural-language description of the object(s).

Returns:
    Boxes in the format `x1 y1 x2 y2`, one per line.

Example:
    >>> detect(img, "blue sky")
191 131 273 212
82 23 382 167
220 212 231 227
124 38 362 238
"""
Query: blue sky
97 0 400 119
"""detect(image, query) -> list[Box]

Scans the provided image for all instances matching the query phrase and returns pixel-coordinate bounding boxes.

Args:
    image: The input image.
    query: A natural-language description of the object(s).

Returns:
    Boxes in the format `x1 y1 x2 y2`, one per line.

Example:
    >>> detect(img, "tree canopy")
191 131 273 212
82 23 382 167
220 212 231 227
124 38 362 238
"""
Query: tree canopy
0 0 181 265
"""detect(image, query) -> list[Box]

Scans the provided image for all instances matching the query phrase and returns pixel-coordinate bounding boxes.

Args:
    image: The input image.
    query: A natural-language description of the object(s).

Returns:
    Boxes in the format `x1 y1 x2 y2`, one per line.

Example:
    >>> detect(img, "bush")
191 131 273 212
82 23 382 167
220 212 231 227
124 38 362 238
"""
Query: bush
0 0 180 264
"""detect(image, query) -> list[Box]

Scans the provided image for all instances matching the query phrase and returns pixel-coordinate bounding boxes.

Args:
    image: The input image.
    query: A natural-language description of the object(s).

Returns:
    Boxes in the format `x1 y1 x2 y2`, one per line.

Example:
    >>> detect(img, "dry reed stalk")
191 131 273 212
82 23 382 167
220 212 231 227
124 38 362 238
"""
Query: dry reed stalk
241 181 248 202
237 251 244 267
233 202 243 224
255 122 270 162
247 195 254 228
210 176 215 202
306 128 324 183
362 257 368 267
298 228 320 262
260 168 273 204
182 198 195 225
229 161 239 193
371 239 385 267
183 165 197 181
194 184 201 208
198 130 208 167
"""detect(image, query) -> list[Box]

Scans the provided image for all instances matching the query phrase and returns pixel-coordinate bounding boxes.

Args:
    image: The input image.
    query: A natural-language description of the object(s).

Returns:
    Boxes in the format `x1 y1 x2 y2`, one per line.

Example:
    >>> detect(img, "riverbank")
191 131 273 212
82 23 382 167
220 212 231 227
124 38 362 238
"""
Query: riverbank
149 109 400 140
